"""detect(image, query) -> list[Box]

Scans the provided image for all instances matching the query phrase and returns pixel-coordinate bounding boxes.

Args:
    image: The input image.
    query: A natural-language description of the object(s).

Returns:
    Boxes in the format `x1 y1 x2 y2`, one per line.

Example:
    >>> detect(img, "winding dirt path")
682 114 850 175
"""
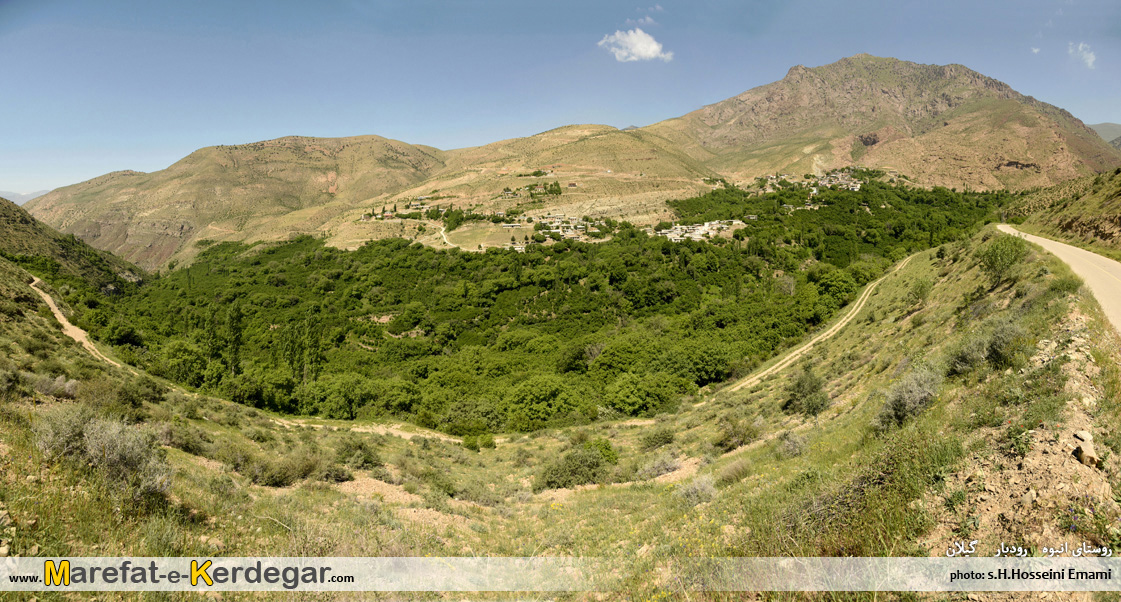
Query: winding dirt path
270 416 459 442
28 277 121 368
998 225 1121 335
439 226 456 248
728 255 913 393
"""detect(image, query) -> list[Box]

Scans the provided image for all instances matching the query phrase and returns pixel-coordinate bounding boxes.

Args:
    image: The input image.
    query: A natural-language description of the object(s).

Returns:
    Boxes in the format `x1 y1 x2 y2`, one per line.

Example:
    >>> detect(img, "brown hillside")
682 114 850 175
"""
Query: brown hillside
27 55 1121 270
646 54 1119 189
26 136 448 269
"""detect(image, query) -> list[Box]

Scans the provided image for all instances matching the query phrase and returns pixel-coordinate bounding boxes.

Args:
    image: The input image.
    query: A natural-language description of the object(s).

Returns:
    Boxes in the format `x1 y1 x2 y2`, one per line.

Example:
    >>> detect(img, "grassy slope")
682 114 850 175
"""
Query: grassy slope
0 196 143 290
1015 168 1121 261
2 227 1119 601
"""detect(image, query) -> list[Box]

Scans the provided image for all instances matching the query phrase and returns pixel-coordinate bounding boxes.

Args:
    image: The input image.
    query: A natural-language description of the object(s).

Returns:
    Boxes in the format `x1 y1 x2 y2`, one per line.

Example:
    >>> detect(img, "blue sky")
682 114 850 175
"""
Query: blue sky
1 0 1119 193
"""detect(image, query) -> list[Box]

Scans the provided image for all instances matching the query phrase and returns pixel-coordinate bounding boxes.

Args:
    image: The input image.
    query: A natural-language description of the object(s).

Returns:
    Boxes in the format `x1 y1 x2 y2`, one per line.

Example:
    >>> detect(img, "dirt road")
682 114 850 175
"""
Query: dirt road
728 255 913 393
28 277 121 368
440 226 455 248
998 225 1121 335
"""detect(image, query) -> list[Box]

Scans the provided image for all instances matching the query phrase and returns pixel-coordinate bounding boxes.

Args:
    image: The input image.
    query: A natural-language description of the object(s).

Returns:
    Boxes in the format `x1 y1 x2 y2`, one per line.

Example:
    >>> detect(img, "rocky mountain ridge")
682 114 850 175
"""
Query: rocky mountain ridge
26 54 1121 269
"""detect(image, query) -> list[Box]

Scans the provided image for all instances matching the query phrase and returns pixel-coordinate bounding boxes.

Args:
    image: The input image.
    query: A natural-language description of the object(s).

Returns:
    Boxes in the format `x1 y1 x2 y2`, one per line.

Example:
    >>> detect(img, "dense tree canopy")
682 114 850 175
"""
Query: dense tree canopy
73 178 1005 434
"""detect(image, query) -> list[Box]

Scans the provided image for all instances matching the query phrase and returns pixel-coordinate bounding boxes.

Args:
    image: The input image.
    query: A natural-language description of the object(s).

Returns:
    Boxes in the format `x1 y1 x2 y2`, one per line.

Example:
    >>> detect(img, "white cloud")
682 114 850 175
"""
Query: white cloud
626 15 657 26
1031 47 1041 54
1068 41 1096 69
598 28 673 62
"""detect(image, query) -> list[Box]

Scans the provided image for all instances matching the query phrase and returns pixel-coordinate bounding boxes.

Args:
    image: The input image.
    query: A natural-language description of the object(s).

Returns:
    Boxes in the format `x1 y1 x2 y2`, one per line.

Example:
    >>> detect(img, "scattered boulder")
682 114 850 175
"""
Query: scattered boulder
0 511 10 528
1074 431 1093 443
1020 489 1037 507
1075 442 1100 468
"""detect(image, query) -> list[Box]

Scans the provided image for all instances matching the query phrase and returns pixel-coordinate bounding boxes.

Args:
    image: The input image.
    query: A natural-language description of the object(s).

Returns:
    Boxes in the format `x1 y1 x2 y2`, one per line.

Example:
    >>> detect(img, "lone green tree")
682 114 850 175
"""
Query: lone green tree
977 234 1028 287
784 365 829 418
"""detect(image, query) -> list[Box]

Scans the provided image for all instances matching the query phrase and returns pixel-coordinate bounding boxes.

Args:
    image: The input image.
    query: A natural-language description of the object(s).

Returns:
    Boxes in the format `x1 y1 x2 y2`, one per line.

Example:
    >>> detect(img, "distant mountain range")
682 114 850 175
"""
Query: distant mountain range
26 54 1121 270
1089 123 1121 142
0 190 50 205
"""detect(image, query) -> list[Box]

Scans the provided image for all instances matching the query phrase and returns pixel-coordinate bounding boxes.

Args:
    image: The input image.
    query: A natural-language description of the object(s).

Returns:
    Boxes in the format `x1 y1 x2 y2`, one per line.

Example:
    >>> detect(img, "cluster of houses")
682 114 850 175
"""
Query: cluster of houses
499 214 606 252
759 169 865 196
536 214 602 240
361 200 445 221
813 171 863 192
650 220 746 243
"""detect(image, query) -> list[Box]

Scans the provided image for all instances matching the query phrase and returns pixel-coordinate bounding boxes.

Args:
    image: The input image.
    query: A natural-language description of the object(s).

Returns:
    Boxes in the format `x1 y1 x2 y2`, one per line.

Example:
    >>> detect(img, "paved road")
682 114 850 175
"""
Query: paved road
998 225 1121 336
28 277 121 368
728 254 914 392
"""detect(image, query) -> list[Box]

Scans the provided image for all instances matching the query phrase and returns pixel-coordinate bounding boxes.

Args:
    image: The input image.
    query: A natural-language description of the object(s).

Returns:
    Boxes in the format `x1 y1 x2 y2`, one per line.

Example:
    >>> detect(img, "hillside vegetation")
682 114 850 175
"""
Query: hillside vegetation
1013 167 1121 259
2 224 1118 601
68 180 1009 437
27 55 1121 270
0 196 142 292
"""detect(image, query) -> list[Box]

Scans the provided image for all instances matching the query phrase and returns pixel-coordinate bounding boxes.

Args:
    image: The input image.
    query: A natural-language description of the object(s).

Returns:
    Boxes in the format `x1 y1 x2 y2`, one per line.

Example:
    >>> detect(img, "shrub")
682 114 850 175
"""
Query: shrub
462 435 480 452
478 433 496 449
947 332 989 376
636 451 680 480
713 416 760 453
604 372 684 417
986 318 1028 369
215 441 323 487
641 427 675 451
675 474 716 506
82 419 173 503
335 434 382 469
0 299 23 319
207 474 238 497
535 447 605 491
156 419 212 456
119 376 168 406
421 468 457 497
582 437 618 465
458 482 503 506
244 427 274 443
505 375 577 431
250 450 324 487
34 404 94 461
909 278 933 306
876 367 943 429
716 458 752 486
78 379 146 423
319 463 354 483
0 369 24 400
976 234 1028 287
776 431 807 458
32 375 79 399
783 366 829 418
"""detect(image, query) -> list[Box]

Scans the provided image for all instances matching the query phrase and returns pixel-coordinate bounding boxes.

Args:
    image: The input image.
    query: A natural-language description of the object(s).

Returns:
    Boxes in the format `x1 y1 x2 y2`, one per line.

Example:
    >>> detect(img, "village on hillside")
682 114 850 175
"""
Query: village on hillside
358 167 886 250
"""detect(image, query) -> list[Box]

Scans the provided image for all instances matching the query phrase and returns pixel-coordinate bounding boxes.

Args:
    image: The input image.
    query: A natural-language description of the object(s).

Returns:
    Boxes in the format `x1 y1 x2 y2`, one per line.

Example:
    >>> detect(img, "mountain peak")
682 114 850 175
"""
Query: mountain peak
784 64 810 79
24 56 1121 270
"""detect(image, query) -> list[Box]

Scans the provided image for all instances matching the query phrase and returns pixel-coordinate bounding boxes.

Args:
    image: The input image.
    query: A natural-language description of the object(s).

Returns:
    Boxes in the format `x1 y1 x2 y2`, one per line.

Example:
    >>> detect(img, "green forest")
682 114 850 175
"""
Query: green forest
60 178 1008 436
